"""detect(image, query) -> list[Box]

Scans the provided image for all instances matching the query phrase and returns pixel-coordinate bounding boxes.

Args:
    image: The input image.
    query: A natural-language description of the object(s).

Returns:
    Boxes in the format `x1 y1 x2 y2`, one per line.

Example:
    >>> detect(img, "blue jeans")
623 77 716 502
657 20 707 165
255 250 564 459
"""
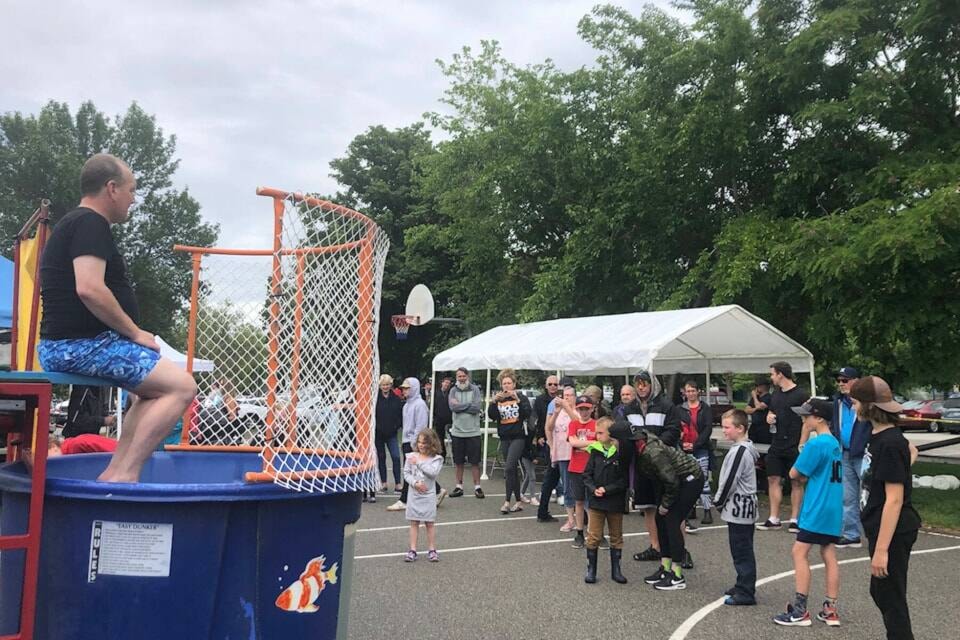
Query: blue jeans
556 460 573 508
842 450 864 541
375 432 401 485
727 522 757 599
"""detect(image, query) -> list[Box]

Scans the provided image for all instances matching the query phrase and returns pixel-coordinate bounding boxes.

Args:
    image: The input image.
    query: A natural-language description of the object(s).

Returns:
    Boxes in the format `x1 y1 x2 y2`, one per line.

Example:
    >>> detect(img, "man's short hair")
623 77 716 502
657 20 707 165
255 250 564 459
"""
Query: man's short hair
683 379 699 389
456 367 470 376
769 361 794 380
80 153 127 196
722 409 748 429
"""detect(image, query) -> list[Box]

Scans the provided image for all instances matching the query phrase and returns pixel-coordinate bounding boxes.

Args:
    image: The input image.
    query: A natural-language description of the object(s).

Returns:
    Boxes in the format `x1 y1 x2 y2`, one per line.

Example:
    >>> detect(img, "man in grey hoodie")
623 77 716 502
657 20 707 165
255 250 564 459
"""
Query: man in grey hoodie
447 367 485 498
714 409 760 606
386 377 446 511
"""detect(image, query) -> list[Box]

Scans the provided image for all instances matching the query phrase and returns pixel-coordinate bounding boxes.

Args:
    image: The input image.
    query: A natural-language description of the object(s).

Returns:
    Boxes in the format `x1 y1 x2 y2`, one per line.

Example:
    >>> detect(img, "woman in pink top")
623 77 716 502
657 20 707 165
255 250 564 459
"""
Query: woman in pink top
546 385 576 531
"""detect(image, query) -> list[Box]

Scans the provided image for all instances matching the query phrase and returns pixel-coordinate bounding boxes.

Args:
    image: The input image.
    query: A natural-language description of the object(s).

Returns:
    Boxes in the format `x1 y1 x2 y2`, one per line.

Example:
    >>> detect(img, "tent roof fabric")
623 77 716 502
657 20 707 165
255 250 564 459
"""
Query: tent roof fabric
431 305 813 376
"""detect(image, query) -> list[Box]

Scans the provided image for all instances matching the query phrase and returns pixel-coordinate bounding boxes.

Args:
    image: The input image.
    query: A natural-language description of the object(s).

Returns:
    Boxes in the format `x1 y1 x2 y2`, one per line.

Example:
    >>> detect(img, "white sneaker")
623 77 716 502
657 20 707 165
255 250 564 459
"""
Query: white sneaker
436 488 448 506
386 500 406 511
555 494 562 504
530 496 540 506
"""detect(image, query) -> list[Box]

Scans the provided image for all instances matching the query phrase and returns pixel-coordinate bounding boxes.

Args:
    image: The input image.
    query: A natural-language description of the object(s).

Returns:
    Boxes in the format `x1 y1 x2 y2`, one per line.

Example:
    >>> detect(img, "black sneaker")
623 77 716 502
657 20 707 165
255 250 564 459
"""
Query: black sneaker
700 509 713 525
756 518 782 531
654 573 687 591
634 545 661 562
449 487 464 498
836 537 862 549
681 550 694 569
598 536 610 549
571 531 585 549
685 519 698 534
644 567 668 585
724 586 737 596
787 520 799 533
474 487 485 499
537 514 558 523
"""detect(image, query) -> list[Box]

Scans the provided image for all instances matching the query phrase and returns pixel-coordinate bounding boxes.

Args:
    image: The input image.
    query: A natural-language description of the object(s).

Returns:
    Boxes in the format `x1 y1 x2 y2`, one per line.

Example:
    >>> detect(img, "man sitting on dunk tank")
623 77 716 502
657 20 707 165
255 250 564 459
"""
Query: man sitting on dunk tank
36 153 197 482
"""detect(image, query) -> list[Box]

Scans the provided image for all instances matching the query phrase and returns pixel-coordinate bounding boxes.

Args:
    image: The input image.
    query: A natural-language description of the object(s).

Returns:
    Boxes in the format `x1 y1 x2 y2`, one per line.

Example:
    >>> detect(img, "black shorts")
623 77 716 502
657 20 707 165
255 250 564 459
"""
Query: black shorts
796 528 840 546
633 475 660 509
568 471 586 502
765 448 799 478
452 435 482 465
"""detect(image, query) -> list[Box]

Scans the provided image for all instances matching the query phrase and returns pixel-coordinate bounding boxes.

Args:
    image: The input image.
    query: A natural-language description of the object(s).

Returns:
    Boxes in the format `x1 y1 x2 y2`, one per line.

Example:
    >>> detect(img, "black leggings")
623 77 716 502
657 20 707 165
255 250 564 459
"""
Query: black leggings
500 438 526 502
868 529 918 640
654 476 702 563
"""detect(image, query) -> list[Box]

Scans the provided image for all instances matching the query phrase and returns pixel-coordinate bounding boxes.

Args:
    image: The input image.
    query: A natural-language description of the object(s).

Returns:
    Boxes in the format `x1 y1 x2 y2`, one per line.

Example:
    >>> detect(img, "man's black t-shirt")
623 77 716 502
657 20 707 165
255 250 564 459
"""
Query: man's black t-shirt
748 392 772 445
859 427 921 538
40 207 139 339
768 384 806 452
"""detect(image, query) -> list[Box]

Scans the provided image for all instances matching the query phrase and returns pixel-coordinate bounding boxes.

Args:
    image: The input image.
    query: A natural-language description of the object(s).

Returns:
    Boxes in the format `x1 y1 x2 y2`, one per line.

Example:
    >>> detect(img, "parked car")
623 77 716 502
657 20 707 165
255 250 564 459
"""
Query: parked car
940 398 960 434
701 391 735 424
897 399 944 432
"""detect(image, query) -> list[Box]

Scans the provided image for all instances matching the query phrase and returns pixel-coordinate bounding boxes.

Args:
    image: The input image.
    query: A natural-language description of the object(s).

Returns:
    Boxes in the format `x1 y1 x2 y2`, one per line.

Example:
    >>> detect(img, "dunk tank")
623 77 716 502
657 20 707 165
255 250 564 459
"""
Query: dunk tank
0 188 389 639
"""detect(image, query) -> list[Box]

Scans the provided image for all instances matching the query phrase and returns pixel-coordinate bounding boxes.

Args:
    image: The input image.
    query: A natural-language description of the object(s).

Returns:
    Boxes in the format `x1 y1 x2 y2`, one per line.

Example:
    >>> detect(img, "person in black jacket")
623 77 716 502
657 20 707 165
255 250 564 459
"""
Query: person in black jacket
62 384 115 438
679 380 716 525
582 417 628 584
488 368 532 514
374 374 404 498
619 370 681 562
432 376 453 462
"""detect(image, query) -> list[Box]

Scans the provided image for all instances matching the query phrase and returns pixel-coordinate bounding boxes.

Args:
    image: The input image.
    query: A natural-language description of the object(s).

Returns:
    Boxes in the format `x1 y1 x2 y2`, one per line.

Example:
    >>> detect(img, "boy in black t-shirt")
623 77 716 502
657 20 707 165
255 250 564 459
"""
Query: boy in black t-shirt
849 377 921 640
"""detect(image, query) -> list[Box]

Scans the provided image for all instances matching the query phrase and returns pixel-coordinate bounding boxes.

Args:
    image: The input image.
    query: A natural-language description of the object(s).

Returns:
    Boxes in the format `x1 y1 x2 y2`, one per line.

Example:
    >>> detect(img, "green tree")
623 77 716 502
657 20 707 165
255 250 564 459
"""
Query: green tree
0 100 219 340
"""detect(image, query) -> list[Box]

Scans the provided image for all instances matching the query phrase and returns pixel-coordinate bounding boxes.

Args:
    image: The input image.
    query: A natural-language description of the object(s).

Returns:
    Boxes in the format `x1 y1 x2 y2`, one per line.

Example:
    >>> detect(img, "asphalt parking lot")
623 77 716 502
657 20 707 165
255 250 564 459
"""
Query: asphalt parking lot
347 465 960 640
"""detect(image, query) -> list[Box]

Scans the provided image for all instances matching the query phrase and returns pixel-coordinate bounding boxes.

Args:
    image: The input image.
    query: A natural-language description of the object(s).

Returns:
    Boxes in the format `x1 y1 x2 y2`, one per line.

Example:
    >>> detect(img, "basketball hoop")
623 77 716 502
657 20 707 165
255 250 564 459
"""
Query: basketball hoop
391 315 417 340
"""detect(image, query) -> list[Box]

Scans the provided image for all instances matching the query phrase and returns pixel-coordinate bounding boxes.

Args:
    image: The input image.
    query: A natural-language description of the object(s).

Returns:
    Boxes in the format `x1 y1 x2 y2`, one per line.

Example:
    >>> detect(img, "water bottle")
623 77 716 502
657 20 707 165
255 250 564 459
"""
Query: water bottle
769 414 777 434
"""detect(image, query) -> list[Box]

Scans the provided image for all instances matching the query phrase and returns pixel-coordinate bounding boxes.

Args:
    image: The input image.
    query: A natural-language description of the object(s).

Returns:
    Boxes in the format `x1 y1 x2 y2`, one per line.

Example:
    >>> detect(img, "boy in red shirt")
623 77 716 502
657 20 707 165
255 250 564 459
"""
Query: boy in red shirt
565 394 597 549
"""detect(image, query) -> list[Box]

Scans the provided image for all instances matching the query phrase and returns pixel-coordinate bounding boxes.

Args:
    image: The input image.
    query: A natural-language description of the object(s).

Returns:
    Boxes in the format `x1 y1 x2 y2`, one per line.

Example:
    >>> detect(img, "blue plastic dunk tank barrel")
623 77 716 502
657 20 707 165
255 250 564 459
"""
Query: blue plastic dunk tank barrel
0 451 362 639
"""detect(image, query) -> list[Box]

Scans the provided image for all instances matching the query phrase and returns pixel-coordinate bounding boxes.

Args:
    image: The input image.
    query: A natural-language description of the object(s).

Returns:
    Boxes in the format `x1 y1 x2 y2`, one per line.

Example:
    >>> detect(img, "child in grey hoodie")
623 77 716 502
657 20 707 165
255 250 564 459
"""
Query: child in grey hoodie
387 378 446 511
714 409 760 605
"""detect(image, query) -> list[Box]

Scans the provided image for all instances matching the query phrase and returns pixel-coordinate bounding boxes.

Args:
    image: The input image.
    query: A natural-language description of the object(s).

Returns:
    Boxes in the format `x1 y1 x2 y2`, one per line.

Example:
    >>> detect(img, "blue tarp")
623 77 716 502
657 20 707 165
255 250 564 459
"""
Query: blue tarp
0 256 13 329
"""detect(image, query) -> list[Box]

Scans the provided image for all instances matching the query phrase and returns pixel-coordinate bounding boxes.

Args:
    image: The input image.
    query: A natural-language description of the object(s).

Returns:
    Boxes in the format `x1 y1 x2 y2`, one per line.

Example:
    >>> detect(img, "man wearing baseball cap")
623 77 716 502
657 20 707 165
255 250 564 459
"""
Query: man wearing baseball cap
831 366 869 548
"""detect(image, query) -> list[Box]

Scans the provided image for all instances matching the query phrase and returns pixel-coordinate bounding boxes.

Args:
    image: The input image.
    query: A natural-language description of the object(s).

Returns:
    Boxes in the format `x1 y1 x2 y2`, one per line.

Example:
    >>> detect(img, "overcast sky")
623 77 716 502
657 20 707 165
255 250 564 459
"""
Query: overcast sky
3 0 671 250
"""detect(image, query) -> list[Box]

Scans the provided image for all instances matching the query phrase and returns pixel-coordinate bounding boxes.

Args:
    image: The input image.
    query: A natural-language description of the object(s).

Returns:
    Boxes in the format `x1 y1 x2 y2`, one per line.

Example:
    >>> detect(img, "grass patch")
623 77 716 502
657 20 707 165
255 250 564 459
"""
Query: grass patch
908 460 960 531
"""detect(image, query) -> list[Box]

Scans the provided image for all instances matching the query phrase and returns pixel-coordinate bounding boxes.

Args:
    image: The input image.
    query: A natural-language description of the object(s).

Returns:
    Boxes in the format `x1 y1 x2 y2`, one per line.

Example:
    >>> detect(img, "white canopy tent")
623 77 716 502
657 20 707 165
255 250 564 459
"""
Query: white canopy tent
430 305 815 478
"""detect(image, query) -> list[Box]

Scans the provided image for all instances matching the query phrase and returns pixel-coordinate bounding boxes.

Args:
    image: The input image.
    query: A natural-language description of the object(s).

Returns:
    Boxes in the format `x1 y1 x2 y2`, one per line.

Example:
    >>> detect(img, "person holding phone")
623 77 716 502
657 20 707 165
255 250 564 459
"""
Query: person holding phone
488 369 532 514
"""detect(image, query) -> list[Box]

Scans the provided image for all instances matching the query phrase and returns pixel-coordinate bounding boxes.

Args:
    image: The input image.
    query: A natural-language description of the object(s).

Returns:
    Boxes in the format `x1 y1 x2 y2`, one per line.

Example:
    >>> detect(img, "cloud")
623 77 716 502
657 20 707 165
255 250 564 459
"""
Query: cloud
1 0 667 249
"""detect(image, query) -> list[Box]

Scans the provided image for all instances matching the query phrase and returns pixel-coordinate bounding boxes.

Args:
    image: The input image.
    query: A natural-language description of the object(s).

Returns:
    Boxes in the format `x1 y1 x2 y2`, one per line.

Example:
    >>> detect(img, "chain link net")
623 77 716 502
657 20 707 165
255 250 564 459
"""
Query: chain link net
178 191 388 493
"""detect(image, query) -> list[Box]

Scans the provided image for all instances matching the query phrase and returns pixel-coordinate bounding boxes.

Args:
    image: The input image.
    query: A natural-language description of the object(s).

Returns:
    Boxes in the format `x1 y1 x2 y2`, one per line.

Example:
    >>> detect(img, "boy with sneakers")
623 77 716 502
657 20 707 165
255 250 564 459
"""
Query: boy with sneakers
714 409 759 606
611 418 703 591
565 395 598 549
773 398 843 627
582 417 628 584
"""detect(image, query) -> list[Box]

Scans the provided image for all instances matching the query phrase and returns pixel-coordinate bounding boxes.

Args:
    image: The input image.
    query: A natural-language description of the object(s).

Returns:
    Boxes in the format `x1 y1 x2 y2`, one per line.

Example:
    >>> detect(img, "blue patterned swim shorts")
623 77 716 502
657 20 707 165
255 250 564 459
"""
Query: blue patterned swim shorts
38 330 161 389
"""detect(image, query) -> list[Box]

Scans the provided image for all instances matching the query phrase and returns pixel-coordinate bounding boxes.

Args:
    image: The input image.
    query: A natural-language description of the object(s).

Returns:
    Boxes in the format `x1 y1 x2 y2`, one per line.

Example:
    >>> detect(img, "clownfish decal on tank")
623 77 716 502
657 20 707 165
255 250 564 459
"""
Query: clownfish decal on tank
275 555 339 613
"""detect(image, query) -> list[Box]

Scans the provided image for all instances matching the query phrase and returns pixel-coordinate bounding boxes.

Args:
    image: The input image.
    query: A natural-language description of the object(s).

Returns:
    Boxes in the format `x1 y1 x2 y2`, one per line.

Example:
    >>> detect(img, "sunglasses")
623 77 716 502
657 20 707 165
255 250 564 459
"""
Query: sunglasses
836 378 850 383
546 383 559 386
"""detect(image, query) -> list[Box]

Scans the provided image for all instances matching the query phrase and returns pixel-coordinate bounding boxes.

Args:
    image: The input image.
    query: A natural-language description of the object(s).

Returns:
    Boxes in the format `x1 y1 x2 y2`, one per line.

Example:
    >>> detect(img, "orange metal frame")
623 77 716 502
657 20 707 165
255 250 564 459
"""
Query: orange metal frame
173 188 380 483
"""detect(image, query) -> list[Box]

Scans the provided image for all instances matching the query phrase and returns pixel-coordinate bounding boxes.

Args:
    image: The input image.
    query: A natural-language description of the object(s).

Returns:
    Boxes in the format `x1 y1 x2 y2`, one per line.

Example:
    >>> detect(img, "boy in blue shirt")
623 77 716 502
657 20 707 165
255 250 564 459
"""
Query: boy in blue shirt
773 398 843 628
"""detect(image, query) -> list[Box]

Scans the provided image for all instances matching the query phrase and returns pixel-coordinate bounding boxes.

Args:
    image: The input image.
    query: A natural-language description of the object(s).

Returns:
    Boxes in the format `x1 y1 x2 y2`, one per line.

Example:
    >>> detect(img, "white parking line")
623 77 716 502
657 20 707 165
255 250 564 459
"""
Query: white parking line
667 541 960 640
358 515 543 532
355 524 728 558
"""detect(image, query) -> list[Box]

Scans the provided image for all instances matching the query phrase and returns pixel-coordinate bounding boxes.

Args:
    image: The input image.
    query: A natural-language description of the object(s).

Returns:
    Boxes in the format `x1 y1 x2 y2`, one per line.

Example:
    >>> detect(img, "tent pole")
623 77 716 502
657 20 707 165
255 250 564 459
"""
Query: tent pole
481 369 491 481
705 360 711 404
115 387 123 437
429 368 436 430
809 358 817 396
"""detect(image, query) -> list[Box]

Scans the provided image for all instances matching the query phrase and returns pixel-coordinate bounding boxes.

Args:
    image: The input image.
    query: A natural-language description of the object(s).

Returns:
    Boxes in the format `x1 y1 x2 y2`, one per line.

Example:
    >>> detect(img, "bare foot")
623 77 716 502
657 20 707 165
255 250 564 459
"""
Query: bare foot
97 471 138 483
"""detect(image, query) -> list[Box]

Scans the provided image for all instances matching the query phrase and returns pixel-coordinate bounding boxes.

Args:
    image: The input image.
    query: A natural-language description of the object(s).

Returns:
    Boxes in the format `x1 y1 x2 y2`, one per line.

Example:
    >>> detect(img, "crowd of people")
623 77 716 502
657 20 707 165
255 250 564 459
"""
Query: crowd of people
374 363 921 640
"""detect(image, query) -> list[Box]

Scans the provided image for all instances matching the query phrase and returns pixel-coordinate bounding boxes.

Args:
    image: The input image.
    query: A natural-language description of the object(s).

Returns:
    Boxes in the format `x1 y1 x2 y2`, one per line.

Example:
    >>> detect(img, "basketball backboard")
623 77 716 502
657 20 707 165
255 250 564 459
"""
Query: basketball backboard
405 284 435 326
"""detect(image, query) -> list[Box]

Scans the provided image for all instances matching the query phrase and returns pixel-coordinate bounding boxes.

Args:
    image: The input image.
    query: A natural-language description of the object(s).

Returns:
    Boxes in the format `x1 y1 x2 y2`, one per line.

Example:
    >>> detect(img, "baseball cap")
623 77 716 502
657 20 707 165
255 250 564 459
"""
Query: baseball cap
633 370 652 384
400 380 412 388
834 366 861 380
575 395 594 409
792 398 833 421
849 376 902 413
